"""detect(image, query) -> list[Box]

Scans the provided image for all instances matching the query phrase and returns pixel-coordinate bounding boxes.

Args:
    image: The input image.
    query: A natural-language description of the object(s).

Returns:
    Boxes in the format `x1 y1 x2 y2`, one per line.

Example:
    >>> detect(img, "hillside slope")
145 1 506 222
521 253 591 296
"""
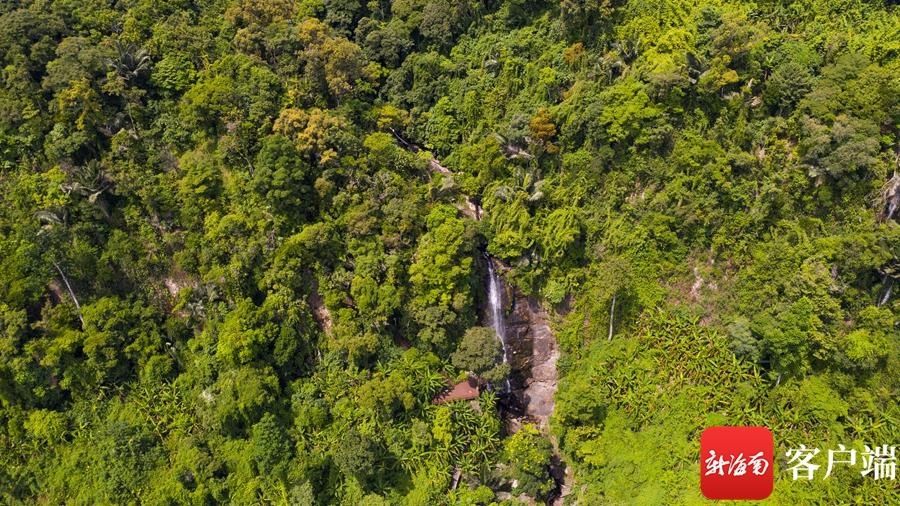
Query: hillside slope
0 1 897 504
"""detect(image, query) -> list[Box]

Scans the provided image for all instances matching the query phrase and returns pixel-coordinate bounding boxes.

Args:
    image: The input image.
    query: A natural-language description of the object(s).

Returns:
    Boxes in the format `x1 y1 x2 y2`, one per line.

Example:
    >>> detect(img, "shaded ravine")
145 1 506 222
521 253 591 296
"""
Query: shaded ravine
393 132 572 503
877 174 899 307
485 258 573 504
484 258 558 426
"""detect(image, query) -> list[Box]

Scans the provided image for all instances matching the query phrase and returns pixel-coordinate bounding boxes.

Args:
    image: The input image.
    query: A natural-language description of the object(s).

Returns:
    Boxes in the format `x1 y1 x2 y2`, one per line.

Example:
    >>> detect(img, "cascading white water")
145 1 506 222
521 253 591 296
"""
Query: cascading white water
879 276 894 307
486 258 512 391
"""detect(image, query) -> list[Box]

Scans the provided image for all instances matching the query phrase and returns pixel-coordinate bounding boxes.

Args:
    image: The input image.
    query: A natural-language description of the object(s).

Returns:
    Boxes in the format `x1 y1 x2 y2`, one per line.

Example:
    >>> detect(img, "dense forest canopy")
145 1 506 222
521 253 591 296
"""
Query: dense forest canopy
0 0 898 504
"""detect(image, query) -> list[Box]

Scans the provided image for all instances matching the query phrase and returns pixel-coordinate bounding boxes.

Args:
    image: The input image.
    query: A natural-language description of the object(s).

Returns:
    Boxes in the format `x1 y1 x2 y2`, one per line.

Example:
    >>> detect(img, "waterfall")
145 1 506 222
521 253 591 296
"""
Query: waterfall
878 276 894 307
486 258 512 391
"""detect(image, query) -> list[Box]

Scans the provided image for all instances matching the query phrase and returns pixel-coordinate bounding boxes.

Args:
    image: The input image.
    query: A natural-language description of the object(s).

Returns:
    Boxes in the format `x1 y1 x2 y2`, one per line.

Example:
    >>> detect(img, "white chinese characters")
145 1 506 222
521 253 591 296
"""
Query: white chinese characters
785 444 896 480
785 445 820 480
704 450 770 477
861 445 897 481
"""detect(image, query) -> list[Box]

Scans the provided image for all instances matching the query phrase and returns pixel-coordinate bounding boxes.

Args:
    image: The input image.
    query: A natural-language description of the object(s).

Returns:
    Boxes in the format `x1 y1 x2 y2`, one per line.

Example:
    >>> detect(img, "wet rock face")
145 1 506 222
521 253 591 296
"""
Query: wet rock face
484 267 559 428
481 259 571 504
522 302 558 422
503 290 533 407
507 293 559 426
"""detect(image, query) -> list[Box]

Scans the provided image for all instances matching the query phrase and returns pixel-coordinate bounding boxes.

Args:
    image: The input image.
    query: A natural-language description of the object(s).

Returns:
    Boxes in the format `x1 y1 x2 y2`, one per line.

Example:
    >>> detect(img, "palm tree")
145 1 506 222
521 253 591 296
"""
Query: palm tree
493 166 544 204
107 41 151 136
108 41 151 82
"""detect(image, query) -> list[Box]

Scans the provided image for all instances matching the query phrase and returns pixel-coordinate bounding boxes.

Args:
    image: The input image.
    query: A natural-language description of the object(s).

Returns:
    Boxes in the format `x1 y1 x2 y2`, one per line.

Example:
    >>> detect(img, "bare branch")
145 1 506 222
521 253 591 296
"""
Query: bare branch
52 260 84 326
608 294 616 341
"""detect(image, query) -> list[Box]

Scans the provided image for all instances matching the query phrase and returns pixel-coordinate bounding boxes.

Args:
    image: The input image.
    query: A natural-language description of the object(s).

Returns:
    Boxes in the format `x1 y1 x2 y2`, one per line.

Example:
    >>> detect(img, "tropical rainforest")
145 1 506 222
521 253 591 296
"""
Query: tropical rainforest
0 0 898 504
